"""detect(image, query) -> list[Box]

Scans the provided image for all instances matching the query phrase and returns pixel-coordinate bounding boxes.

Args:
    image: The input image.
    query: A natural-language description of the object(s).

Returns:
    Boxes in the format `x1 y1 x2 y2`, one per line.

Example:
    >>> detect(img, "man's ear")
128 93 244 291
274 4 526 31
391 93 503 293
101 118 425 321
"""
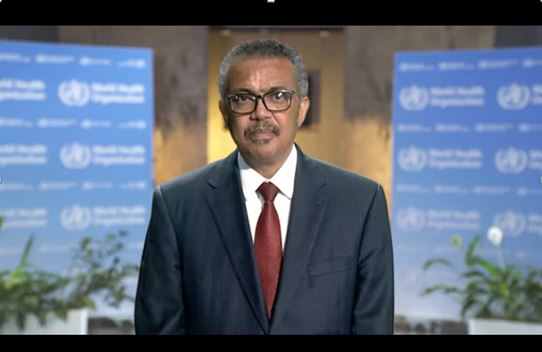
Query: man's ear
297 96 310 127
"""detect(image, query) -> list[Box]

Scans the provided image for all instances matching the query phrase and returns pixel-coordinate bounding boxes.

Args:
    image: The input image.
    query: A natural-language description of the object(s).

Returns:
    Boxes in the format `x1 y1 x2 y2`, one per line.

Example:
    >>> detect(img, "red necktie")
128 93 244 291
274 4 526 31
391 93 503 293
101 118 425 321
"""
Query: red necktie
255 182 282 317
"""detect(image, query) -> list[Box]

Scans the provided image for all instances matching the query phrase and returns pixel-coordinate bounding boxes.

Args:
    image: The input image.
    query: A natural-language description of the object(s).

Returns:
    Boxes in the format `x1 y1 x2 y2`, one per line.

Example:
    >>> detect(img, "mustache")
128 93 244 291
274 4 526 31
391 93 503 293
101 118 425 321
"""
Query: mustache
246 121 280 136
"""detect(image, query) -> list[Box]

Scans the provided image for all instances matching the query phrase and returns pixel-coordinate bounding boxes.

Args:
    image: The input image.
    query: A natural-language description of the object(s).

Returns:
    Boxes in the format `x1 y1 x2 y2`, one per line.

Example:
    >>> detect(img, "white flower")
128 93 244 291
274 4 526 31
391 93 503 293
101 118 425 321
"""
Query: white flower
487 226 504 247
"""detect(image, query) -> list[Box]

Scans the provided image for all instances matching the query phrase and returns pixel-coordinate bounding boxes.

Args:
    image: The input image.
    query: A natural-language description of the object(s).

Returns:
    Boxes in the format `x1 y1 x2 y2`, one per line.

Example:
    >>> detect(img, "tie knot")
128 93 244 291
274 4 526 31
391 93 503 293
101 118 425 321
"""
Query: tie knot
257 182 279 202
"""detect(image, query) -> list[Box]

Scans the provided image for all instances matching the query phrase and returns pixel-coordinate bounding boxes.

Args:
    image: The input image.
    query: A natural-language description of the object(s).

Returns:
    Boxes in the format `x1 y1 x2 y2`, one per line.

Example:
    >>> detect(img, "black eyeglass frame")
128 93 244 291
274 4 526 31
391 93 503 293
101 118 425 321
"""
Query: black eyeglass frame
225 89 297 114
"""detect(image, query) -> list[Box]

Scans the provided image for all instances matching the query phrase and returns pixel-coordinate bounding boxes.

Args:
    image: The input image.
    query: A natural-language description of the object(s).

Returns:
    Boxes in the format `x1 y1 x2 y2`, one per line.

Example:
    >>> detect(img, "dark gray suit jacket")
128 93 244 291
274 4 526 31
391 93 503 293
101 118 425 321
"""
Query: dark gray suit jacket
135 146 394 334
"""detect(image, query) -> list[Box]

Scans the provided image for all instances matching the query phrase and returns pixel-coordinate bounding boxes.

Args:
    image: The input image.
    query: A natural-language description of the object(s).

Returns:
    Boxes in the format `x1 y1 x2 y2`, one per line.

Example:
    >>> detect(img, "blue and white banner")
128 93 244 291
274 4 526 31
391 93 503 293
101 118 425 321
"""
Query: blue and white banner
392 47 542 319
0 40 153 314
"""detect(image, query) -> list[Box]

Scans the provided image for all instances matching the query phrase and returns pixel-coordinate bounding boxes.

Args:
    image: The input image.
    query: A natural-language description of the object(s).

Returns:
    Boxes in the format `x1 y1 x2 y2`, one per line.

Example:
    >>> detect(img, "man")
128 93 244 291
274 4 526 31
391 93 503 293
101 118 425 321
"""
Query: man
135 39 394 334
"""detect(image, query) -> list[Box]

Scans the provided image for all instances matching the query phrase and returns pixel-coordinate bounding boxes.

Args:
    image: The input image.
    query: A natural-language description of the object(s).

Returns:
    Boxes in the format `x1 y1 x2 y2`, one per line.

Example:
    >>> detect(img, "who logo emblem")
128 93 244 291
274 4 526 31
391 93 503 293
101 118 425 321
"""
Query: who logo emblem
399 85 429 111
58 79 90 107
398 147 427 172
60 142 92 169
60 205 92 231
397 207 426 232
497 83 530 110
493 211 527 237
494 147 528 174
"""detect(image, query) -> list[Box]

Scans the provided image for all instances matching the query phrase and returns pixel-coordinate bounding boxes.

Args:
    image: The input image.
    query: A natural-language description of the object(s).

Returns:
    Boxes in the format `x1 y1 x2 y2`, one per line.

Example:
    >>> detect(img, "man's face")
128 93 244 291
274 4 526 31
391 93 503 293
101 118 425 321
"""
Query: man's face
220 56 309 168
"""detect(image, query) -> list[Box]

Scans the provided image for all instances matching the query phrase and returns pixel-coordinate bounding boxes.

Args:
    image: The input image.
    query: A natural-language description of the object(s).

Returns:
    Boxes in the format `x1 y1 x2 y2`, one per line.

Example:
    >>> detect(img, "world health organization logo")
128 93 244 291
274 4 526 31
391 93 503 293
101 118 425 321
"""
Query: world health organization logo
60 142 92 169
494 147 528 174
58 79 90 106
399 85 429 111
397 207 426 232
398 147 427 171
60 205 92 230
497 83 530 110
494 211 526 236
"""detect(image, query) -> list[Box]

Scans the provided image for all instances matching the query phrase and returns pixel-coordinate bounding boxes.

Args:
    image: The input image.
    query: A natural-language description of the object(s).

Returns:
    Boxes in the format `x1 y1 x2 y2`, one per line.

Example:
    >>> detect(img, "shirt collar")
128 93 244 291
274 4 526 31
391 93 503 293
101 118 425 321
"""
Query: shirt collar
237 144 298 201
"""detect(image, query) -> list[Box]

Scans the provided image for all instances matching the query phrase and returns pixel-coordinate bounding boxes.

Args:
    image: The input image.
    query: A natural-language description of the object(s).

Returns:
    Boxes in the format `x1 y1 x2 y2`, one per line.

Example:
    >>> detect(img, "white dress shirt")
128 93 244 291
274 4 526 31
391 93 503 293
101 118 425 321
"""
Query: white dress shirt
238 145 297 251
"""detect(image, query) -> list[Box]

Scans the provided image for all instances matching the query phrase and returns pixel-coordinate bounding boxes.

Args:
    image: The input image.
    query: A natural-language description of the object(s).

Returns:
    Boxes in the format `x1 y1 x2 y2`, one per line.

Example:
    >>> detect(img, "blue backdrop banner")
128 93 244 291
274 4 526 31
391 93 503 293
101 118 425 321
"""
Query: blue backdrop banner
0 40 153 315
392 47 542 319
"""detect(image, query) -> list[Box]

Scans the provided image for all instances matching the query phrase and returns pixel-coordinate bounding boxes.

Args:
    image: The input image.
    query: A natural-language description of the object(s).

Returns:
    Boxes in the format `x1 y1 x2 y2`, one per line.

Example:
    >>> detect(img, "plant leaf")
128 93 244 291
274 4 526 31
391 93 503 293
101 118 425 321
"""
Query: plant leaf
470 257 500 277
421 284 461 296
422 258 454 271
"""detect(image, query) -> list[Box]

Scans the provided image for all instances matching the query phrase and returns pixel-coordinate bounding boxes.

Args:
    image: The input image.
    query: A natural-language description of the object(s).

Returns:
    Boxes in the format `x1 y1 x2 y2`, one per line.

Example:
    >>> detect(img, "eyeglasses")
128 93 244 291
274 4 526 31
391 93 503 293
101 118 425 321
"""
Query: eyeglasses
225 89 296 114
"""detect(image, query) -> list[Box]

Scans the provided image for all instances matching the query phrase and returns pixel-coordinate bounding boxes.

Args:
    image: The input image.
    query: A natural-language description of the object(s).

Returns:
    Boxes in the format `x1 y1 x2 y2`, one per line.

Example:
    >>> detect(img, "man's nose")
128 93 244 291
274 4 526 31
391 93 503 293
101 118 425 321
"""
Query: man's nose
251 97 272 120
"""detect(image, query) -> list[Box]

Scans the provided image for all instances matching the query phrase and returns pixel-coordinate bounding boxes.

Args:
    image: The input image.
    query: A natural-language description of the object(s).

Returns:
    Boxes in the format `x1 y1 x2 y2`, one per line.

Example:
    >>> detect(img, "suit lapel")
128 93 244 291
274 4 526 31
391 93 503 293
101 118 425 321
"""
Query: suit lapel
204 151 269 332
270 147 328 329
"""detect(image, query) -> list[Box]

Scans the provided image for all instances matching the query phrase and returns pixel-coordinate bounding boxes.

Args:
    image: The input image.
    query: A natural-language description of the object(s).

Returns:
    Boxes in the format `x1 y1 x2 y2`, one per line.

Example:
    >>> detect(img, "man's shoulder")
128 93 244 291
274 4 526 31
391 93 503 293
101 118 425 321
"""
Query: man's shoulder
157 157 226 195
307 155 380 191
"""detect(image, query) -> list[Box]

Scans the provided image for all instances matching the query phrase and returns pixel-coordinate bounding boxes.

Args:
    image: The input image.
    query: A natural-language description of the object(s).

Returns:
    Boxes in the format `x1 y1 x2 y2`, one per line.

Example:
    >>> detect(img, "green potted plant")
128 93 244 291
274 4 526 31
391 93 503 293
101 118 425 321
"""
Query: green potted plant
0 215 139 334
421 226 542 334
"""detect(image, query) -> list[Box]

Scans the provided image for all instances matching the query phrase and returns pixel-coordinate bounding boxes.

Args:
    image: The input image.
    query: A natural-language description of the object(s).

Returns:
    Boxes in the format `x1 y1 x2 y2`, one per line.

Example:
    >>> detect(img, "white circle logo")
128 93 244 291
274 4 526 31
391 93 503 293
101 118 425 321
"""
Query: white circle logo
397 207 426 232
497 83 530 110
60 205 92 230
58 80 90 107
399 85 429 111
398 147 427 172
60 143 92 169
494 147 528 174
494 211 526 237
